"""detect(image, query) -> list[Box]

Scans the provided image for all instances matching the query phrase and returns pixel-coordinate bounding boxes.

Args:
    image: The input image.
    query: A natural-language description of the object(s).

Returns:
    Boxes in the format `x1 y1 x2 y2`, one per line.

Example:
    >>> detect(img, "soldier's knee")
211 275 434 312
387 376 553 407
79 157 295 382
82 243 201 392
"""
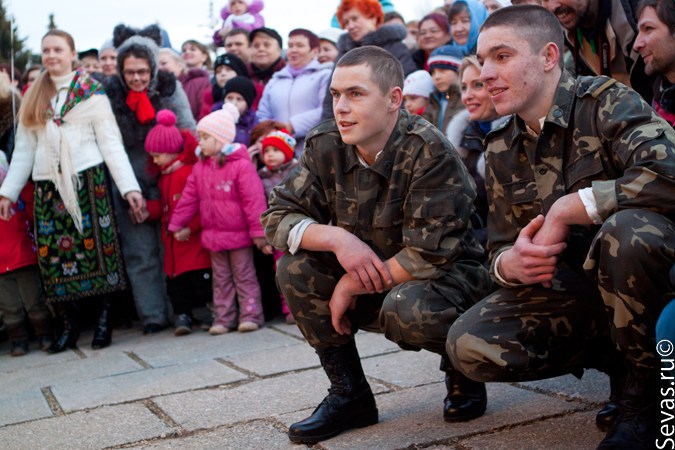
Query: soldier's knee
447 317 512 383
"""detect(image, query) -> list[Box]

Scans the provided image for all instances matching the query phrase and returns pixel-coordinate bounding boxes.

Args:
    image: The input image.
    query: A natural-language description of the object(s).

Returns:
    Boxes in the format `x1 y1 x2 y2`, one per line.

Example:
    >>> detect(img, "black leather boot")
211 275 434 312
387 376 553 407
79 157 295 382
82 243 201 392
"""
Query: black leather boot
596 366 657 449
441 356 487 422
91 302 113 350
595 361 627 432
288 340 378 444
48 304 80 354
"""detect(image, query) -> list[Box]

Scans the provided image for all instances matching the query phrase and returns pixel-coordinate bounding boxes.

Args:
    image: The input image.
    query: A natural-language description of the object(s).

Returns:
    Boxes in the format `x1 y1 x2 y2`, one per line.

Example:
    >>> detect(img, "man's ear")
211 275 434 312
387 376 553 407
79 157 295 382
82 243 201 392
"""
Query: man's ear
542 42 560 72
389 86 403 111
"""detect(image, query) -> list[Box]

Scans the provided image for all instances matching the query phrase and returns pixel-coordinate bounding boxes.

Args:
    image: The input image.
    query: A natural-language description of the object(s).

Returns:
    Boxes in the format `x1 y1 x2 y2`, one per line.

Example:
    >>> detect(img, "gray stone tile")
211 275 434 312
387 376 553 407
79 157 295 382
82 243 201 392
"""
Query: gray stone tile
0 344 81 375
276 382 586 450
1 351 144 397
128 327 302 368
514 369 610 405
127 420 297 449
0 403 171 449
226 341 319 376
52 360 248 411
154 368 389 432
460 411 605 450
354 331 404 357
0 390 53 427
362 350 443 388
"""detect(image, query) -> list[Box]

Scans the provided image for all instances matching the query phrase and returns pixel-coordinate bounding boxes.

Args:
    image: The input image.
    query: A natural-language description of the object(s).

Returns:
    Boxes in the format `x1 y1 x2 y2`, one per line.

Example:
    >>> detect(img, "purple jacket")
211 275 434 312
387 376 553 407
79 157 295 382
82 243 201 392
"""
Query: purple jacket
179 69 212 121
234 108 258 145
256 59 332 141
168 145 267 252
258 159 299 199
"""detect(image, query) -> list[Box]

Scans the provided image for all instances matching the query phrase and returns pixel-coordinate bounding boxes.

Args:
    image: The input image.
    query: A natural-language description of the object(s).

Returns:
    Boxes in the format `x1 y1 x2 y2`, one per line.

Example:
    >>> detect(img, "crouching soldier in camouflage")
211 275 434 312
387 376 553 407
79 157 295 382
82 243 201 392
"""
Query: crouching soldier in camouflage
446 5 675 450
261 46 493 444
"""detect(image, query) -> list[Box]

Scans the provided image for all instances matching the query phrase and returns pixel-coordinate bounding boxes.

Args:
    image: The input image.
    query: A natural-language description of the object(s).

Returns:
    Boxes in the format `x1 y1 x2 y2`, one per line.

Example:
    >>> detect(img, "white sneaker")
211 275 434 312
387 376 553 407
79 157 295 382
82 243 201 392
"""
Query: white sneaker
209 324 229 335
237 322 259 332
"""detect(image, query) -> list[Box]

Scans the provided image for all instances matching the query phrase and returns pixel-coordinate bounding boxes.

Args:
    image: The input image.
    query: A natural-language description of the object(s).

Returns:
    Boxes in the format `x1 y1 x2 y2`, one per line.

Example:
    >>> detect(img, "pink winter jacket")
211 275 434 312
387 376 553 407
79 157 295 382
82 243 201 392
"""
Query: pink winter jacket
168 145 267 252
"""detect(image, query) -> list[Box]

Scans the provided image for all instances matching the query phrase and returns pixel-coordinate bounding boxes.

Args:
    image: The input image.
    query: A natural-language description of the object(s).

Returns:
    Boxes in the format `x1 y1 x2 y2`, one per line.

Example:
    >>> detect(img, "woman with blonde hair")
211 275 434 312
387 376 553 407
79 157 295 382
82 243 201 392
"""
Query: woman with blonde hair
0 29 144 352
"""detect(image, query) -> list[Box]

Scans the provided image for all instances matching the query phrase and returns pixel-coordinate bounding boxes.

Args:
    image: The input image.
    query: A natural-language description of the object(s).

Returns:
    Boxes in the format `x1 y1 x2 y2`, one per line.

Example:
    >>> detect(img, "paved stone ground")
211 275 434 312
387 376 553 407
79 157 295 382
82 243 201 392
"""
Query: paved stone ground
0 318 609 449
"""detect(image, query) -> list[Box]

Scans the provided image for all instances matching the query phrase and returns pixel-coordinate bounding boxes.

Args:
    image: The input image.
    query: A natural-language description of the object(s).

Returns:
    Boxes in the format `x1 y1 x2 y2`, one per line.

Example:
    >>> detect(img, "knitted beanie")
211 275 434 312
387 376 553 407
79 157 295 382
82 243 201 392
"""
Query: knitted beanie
145 110 183 154
403 70 435 98
224 76 257 108
428 45 463 73
197 102 240 145
262 129 296 163
213 53 248 77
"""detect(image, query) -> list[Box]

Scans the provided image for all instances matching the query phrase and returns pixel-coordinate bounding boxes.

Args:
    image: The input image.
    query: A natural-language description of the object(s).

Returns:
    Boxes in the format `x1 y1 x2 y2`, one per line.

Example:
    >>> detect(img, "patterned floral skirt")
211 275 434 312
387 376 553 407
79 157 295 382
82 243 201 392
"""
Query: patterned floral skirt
34 164 127 303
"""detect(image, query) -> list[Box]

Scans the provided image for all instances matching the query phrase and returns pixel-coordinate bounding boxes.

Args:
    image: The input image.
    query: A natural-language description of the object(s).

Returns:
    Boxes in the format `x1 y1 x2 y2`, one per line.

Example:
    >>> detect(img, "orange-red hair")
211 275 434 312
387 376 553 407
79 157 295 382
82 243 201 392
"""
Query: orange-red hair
336 0 384 28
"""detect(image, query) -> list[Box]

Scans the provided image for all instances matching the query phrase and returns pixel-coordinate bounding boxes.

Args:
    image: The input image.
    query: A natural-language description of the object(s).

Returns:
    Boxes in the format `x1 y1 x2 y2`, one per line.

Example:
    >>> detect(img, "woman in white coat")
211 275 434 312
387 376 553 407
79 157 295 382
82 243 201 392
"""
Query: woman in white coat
0 30 144 353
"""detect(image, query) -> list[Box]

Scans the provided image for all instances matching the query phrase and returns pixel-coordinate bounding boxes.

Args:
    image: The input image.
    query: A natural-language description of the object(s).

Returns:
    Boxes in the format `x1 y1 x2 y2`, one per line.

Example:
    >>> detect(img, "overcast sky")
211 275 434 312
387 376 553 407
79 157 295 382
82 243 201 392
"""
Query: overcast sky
6 0 438 59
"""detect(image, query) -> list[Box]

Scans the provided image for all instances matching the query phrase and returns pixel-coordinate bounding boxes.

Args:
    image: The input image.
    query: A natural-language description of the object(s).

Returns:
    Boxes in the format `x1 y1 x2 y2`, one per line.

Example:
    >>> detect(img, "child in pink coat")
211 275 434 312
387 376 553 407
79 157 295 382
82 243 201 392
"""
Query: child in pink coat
169 103 270 334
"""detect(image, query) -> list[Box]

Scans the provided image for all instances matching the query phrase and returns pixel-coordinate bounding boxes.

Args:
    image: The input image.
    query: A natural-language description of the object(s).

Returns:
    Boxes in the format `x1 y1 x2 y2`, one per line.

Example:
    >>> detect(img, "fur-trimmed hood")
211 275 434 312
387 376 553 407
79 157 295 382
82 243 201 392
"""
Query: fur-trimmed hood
113 24 162 92
337 23 407 53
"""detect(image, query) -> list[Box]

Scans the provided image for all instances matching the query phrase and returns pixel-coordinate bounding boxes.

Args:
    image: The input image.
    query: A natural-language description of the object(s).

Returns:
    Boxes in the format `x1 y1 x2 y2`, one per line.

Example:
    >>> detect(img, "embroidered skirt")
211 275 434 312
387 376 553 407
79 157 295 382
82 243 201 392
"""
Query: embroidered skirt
34 164 127 303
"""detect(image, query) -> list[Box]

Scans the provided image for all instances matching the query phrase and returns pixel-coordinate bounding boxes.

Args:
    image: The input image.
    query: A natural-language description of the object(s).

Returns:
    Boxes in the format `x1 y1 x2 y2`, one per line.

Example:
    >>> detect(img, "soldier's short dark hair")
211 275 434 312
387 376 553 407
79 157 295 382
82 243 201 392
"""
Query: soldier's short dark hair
335 46 404 95
480 5 565 68
637 0 675 35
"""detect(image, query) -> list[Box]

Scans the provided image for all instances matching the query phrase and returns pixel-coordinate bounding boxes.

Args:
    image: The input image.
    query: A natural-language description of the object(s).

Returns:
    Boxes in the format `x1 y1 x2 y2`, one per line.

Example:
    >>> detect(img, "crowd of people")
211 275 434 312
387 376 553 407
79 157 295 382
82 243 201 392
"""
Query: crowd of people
0 0 674 449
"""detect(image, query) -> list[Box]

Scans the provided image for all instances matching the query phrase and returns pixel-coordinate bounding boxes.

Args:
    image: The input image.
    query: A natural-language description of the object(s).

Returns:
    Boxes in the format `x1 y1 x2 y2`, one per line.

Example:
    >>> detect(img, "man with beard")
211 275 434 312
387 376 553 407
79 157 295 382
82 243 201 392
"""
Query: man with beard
545 0 653 101
634 0 675 127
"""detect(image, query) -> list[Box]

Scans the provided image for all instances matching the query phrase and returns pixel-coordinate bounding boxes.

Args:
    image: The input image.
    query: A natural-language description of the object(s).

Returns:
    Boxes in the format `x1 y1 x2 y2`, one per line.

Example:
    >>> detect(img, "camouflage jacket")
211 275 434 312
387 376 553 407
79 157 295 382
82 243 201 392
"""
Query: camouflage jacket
261 110 490 294
485 70 675 280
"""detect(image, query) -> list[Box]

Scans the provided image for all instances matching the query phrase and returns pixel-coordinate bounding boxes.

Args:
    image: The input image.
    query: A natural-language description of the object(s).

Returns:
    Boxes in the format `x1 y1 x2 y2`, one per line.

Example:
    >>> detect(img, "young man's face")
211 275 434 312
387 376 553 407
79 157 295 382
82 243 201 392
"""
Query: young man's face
330 64 398 155
545 0 590 30
634 6 675 79
225 34 250 62
477 26 549 118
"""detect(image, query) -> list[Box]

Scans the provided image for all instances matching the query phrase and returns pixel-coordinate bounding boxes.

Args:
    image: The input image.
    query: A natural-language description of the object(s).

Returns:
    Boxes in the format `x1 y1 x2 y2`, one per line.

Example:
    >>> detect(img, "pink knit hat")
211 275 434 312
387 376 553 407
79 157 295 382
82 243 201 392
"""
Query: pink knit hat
145 110 183 154
197 103 240 146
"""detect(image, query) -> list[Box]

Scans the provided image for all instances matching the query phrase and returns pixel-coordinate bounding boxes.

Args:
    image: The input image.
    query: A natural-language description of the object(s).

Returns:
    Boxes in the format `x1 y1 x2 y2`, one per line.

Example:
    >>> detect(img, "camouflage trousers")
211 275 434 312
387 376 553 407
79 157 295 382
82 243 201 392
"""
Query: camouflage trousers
276 250 474 355
448 209 675 382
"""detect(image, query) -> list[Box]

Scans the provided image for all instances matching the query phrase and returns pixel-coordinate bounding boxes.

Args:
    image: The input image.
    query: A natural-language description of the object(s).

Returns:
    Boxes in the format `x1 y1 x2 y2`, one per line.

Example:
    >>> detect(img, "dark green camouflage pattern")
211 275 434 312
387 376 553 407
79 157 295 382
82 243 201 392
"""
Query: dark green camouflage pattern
448 72 675 379
262 110 493 352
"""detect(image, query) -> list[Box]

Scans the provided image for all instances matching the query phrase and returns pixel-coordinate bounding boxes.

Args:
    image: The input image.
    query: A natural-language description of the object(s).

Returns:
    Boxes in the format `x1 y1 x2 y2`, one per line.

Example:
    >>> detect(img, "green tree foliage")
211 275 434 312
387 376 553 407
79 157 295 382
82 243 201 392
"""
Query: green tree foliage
0 0 33 72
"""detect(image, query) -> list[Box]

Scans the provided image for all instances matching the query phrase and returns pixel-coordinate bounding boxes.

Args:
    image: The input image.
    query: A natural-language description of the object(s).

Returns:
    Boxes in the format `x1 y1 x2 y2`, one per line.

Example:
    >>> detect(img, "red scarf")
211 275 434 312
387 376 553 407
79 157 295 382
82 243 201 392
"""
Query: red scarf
126 90 156 124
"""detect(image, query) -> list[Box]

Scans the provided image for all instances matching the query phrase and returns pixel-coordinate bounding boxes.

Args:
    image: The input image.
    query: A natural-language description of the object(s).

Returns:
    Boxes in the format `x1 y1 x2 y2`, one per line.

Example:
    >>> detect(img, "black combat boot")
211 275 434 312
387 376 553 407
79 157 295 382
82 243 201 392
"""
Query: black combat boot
48 304 80 354
288 340 378 444
441 356 487 421
91 302 113 350
596 366 657 449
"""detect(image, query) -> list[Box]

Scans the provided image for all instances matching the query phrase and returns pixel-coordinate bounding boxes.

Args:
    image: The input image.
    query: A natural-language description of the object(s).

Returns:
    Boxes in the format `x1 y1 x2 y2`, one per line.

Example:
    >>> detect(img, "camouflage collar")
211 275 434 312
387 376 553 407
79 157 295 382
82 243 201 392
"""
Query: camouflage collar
544 71 576 130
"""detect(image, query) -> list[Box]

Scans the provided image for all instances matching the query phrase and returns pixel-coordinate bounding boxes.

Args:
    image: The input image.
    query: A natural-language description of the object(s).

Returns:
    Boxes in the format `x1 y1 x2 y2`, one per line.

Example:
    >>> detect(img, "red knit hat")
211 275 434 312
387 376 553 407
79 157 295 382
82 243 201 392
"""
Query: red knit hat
262 129 296 163
145 110 183 154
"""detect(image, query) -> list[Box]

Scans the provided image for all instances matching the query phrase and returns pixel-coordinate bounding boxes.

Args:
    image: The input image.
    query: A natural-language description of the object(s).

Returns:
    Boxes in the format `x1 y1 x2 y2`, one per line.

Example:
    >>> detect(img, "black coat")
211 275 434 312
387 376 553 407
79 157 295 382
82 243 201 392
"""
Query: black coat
104 71 195 199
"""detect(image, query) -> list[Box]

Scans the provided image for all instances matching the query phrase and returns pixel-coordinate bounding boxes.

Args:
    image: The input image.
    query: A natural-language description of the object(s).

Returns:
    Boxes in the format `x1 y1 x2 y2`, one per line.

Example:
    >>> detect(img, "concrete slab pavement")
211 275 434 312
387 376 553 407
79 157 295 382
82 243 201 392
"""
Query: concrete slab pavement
0 319 611 449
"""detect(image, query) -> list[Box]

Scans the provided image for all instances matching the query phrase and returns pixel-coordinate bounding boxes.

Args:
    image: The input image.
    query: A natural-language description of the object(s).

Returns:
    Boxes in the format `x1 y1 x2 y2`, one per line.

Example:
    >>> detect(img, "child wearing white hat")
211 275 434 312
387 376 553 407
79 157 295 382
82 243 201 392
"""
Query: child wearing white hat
402 70 435 115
